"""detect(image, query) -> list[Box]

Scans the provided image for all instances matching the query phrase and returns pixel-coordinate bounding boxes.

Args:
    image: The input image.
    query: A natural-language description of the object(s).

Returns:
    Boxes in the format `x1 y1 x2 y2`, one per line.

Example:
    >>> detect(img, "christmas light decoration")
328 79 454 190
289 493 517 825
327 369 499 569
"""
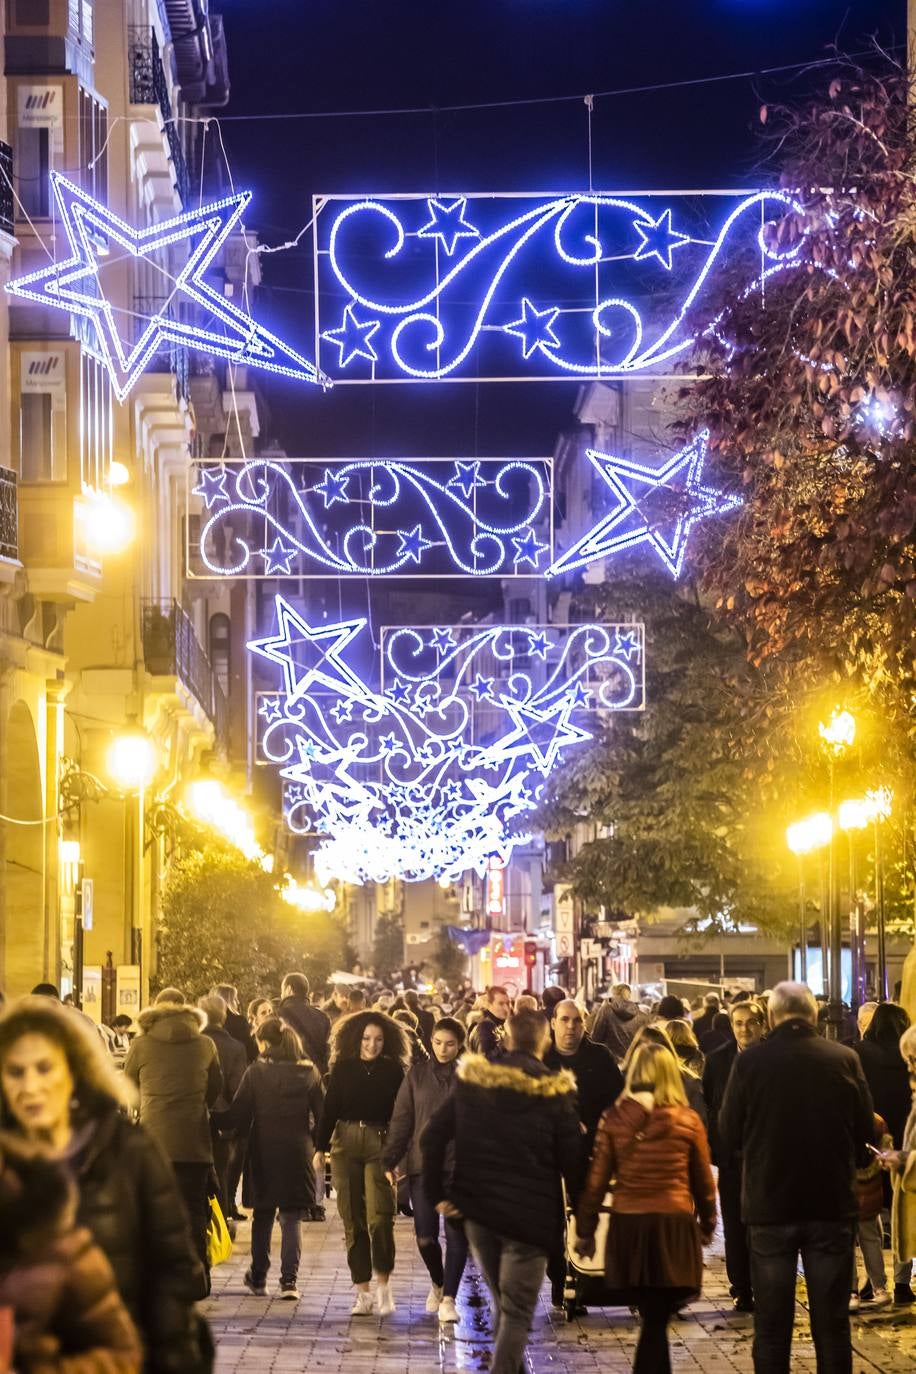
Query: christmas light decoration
190 457 551 577
549 431 742 578
314 190 803 383
251 602 645 884
6 173 329 401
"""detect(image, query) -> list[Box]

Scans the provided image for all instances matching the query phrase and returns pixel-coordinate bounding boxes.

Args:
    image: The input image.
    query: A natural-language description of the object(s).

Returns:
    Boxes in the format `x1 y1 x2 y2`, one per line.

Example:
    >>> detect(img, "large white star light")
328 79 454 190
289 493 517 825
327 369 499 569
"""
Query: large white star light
6 173 330 402
247 595 368 706
548 430 742 579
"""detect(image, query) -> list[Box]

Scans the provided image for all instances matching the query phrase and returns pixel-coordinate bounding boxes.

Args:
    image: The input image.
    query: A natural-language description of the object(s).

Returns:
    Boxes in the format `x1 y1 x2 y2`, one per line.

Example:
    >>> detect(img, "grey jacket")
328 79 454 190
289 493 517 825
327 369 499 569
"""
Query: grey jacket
589 997 650 1061
383 1057 459 1177
125 1003 222 1164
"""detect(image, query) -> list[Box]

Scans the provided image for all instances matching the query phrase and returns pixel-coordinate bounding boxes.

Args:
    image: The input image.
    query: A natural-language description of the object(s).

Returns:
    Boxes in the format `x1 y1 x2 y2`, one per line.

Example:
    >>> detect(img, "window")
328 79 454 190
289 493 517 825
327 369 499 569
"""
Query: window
78 87 107 203
19 352 67 483
16 85 63 219
209 613 231 694
80 354 112 490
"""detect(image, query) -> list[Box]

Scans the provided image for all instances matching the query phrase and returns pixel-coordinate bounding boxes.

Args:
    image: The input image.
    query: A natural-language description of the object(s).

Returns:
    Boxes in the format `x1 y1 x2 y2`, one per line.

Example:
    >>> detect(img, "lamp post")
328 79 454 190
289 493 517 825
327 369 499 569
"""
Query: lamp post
786 812 833 987
106 725 157 1002
817 708 856 1039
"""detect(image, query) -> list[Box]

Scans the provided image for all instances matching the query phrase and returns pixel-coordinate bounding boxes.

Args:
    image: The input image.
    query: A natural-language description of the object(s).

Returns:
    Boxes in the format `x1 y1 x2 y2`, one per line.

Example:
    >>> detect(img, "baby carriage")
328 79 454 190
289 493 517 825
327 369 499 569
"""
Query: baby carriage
561 1183 617 1321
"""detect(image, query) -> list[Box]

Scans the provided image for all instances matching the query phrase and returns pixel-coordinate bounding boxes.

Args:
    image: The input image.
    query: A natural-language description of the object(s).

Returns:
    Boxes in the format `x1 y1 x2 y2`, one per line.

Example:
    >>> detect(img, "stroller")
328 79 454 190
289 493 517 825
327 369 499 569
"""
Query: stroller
561 1183 617 1321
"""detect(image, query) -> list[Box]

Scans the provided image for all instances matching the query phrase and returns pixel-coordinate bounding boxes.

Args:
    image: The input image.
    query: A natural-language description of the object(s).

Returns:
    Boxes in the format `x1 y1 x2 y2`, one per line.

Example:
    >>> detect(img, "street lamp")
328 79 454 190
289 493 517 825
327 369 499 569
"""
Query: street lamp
786 812 833 984
818 707 857 754
839 788 893 1002
817 707 856 1039
106 725 157 998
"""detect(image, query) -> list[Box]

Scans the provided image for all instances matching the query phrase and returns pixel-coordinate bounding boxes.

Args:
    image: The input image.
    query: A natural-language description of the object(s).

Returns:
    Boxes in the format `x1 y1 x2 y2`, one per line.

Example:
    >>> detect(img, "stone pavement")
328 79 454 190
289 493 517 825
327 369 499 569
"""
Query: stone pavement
204 1204 916 1373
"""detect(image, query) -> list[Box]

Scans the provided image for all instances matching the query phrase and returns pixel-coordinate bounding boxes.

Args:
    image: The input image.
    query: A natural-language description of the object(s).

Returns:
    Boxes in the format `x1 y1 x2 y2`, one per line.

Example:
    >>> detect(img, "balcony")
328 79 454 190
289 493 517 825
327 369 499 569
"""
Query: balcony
133 294 190 404
0 466 18 566
0 143 13 239
127 26 189 205
141 599 227 750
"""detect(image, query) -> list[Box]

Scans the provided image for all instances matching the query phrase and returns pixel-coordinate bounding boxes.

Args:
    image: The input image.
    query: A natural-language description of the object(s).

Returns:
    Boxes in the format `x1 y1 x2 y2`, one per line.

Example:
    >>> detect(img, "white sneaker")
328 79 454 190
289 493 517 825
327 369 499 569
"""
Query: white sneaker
425 1284 444 1314
871 1288 892 1308
279 1285 300 1301
351 1291 374 1315
438 1296 459 1324
848 1294 860 1311
376 1281 396 1316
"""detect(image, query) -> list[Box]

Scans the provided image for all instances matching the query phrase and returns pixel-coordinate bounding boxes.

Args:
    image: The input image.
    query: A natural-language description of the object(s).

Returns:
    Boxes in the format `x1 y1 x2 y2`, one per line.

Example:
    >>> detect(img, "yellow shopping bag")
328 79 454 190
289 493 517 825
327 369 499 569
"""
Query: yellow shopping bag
206 1195 233 1268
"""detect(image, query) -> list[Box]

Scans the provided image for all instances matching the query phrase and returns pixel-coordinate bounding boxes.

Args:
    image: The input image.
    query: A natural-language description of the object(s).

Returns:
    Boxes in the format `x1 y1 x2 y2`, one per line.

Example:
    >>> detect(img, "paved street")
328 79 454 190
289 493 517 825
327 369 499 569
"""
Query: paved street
205 1204 916 1373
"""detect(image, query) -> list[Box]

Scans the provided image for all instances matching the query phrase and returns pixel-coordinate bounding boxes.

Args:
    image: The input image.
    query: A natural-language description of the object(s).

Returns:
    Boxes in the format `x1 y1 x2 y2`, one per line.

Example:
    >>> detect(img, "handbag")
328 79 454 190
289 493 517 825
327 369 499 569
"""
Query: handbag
206 1195 233 1268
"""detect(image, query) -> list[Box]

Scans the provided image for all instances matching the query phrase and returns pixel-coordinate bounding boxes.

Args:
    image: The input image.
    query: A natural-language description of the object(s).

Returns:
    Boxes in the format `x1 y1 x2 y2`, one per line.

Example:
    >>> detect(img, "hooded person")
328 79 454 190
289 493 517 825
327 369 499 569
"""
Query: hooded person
589 984 650 1063
277 973 331 1074
124 989 222 1283
421 1009 581 1374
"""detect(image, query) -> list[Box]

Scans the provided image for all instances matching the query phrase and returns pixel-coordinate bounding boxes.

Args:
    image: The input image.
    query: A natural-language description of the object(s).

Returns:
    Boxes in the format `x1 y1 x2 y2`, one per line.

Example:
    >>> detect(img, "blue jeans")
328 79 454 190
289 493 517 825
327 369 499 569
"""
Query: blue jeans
748 1220 855 1374
409 1174 468 1298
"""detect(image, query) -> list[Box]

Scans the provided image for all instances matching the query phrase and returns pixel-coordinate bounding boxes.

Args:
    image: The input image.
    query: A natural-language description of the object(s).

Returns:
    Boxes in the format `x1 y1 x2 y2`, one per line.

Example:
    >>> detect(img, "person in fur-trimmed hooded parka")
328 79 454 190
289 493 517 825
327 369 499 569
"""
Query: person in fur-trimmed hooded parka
124 988 222 1282
421 1009 581 1374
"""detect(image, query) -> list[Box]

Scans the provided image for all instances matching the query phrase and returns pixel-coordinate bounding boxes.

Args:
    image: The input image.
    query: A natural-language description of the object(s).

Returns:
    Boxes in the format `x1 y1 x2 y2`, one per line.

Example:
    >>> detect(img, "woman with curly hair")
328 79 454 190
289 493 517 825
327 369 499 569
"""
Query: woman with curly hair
0 997 207 1373
313 1011 410 1316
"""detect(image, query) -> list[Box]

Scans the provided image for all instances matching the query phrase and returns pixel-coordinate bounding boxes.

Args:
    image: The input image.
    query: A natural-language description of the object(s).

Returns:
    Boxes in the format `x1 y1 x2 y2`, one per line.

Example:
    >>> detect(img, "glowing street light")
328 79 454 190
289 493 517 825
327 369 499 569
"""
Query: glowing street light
185 779 265 864
786 812 833 855
818 707 856 755
281 877 336 913
106 727 157 792
83 491 135 556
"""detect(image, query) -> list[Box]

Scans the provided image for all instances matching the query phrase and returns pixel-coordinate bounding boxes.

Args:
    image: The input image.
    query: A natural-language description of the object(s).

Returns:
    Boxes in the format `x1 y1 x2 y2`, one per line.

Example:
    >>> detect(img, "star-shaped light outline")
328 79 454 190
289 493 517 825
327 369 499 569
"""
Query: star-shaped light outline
512 528 550 568
447 461 483 499
503 298 562 359
526 630 553 659
396 523 435 565
614 629 642 661
6 173 329 402
632 208 691 271
486 693 592 775
247 594 368 706
548 430 742 579
260 536 298 575
469 673 495 701
387 679 412 707
321 302 381 368
416 196 481 256
429 627 457 654
192 465 229 509
313 468 351 507
258 696 284 724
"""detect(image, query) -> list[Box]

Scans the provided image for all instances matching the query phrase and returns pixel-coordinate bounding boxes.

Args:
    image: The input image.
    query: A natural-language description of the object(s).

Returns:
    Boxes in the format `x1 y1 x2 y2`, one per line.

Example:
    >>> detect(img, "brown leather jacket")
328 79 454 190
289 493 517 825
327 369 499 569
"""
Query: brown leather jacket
576 1095 717 1240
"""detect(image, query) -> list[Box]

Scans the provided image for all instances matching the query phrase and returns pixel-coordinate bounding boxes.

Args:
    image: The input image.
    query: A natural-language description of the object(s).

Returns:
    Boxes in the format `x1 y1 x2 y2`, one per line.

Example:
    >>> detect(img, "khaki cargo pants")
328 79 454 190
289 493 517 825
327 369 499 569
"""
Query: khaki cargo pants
331 1120 396 1284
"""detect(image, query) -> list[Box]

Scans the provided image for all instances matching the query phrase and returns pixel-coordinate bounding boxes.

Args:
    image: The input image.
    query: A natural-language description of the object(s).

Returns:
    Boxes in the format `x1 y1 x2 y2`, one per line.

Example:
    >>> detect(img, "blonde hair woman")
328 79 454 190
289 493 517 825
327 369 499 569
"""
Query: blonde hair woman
625 1022 707 1126
882 1025 916 1293
575 1041 716 1374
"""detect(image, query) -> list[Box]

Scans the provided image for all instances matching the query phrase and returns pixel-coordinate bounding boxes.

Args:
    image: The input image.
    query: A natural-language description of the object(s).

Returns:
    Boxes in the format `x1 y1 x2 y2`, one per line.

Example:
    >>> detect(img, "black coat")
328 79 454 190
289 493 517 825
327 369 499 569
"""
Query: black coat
421 1051 581 1252
224 1009 256 1065
719 1017 874 1226
213 1055 324 1211
543 1035 623 1148
277 995 331 1074
203 1025 247 1112
72 1108 206 1374
701 1038 738 1166
854 1038 912 1148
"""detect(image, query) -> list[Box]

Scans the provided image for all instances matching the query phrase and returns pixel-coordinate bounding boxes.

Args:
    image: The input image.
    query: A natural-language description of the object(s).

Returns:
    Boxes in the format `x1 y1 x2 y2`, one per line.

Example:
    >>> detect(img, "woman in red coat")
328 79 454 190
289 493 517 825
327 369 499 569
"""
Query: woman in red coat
575 1041 716 1374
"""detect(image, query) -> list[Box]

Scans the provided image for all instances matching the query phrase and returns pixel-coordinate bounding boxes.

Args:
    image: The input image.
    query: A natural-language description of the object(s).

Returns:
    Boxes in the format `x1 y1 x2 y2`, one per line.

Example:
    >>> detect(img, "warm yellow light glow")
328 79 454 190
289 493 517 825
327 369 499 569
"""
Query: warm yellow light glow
786 811 833 855
107 730 157 792
185 779 263 862
83 491 134 555
59 840 81 866
864 786 893 823
818 707 856 754
839 787 893 831
281 877 336 913
108 460 130 487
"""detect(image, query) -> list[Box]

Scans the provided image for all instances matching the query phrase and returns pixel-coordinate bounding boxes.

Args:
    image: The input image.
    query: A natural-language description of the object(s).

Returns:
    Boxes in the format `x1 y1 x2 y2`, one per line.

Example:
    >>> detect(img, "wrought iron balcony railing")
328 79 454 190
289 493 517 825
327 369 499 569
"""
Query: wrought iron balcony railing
0 143 14 237
0 465 18 562
140 599 227 749
128 26 189 205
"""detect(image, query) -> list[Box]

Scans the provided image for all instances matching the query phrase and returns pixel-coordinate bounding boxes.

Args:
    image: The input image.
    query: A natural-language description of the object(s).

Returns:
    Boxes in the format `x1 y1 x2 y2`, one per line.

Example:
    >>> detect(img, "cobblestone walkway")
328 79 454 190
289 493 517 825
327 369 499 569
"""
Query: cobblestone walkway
204 1205 916 1373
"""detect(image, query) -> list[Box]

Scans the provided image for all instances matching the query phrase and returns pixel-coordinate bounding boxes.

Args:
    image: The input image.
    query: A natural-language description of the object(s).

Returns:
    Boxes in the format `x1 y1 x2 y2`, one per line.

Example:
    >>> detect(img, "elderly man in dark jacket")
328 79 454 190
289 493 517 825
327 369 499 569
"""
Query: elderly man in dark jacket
199 992 247 1221
124 988 222 1282
277 971 331 1073
422 1009 580 1374
588 983 649 1062
719 981 874 1374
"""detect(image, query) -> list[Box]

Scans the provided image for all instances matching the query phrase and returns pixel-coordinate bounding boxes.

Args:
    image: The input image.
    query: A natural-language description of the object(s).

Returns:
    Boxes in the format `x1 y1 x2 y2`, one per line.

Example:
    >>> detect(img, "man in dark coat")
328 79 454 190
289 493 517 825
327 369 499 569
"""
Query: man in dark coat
277 971 331 1072
692 992 721 1043
719 981 874 1374
199 992 248 1221
403 989 435 1053
124 988 222 1283
211 984 256 1063
422 1009 580 1374
702 998 766 1311
468 985 511 1059
588 983 649 1062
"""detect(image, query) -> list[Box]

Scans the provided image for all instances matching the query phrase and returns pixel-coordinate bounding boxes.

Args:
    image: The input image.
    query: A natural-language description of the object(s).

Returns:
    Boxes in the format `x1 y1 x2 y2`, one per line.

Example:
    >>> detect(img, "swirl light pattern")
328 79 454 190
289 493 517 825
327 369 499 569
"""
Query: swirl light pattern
190 457 552 578
250 599 644 884
314 190 803 383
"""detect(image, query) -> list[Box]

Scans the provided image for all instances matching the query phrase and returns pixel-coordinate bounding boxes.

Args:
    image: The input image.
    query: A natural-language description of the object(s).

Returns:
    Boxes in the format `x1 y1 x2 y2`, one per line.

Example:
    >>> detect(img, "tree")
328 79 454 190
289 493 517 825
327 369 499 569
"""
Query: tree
371 914 405 979
155 846 347 998
429 929 468 985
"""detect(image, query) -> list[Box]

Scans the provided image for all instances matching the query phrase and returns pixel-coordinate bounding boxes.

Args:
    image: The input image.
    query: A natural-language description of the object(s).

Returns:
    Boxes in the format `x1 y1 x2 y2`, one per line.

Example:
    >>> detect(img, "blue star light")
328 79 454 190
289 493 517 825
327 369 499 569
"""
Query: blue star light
417 197 481 255
6 174 328 402
258 697 283 724
526 630 553 659
387 680 413 707
512 528 550 569
261 536 297 575
548 431 742 580
469 673 495 701
322 303 381 367
314 468 351 507
247 595 368 705
614 629 641 660
571 681 592 708
396 523 435 565
331 699 354 724
379 732 399 754
632 208 691 270
430 627 456 654
448 461 483 499
193 466 229 509
503 298 562 359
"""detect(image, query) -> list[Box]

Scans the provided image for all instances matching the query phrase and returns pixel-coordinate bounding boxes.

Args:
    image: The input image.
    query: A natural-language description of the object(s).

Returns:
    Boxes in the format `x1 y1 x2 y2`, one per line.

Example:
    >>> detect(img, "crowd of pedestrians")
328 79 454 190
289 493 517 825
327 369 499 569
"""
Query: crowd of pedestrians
1 970 915 1374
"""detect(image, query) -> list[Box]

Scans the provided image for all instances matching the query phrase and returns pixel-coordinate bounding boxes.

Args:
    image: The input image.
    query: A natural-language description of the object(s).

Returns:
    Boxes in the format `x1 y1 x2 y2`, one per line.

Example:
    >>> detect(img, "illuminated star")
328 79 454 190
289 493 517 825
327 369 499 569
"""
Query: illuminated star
322 303 381 368
247 594 368 705
417 197 481 256
447 461 483 499
379 732 399 754
5 173 328 402
193 465 229 509
430 627 456 654
396 523 434 565
261 536 297 575
526 630 553 659
331 698 354 724
503 299 561 359
614 629 641 661
491 694 592 774
548 431 742 579
314 468 350 507
387 679 412 707
632 208 691 271
512 529 550 568
571 681 592 708
258 697 283 724
469 673 494 701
